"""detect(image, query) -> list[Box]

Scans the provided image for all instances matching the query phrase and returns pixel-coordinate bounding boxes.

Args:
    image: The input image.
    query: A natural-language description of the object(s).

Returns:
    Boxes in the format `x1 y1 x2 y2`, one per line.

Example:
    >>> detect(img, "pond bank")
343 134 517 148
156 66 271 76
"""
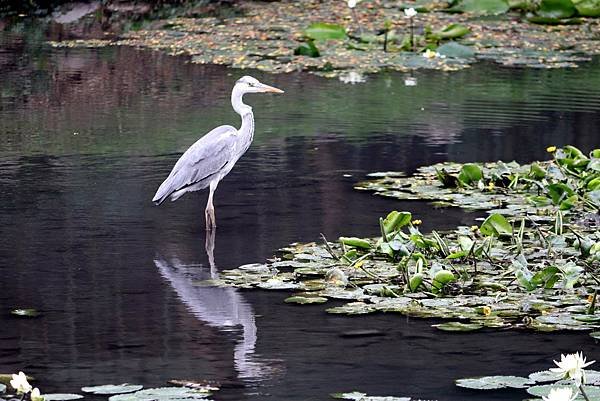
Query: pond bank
48 0 600 78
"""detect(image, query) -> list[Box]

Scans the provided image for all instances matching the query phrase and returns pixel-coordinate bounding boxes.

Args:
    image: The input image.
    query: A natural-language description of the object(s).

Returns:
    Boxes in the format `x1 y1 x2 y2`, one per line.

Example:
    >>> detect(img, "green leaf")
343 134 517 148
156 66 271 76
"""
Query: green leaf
456 375 533 389
436 42 475 58
528 370 562 383
382 211 412 234
458 164 483 185
284 296 328 304
339 237 371 249
294 41 320 57
449 0 510 14
529 162 547 179
480 214 512 237
109 387 212 401
527 384 600 397
433 322 483 331
409 272 424 292
42 395 84 401
436 168 459 188
563 144 587 159
305 23 347 41
82 385 143 395
430 24 471 40
530 266 560 289
572 0 600 15
432 270 456 292
537 0 577 18
587 177 600 191
547 183 575 205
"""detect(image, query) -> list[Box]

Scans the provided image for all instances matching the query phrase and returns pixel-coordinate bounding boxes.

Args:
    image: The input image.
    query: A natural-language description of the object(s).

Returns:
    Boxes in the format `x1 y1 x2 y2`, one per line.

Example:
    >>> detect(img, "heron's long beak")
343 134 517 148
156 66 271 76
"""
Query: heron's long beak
259 83 284 94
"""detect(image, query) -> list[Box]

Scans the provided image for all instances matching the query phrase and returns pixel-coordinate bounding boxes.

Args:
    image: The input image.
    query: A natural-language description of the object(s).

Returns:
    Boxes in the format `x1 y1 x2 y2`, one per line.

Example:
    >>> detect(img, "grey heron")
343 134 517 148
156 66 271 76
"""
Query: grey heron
152 76 284 230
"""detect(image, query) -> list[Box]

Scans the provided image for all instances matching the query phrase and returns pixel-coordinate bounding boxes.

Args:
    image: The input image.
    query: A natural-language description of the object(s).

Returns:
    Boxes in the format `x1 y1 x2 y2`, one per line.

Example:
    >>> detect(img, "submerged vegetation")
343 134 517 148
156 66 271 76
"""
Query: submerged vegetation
208 145 600 332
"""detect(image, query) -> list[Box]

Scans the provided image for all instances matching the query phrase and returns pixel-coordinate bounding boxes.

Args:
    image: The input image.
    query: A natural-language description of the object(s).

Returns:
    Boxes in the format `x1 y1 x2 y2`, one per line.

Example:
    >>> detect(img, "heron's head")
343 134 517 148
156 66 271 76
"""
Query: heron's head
235 76 284 94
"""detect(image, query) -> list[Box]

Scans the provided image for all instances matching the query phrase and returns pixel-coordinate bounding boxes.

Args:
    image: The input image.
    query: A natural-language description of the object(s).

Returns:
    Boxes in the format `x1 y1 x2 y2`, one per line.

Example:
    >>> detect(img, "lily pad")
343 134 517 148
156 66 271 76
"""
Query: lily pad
528 370 562 383
82 384 143 395
526 384 598 397
573 0 600 16
433 322 483 332
331 392 410 401
305 23 347 41
42 395 84 401
537 0 577 18
436 42 475 59
284 296 328 304
456 375 533 389
109 387 211 401
450 0 510 14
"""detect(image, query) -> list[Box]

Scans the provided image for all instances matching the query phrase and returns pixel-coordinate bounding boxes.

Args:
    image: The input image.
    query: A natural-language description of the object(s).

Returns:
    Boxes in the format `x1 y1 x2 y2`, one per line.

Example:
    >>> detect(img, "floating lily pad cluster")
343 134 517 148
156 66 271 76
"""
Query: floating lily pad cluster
211 146 600 332
456 368 600 399
357 145 600 215
449 0 600 24
0 382 218 401
331 391 411 400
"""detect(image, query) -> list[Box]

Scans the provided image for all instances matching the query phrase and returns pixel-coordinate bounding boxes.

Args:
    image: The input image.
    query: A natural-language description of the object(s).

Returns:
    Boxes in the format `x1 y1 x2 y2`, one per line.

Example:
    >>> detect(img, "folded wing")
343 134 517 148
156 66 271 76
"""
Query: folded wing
152 125 238 204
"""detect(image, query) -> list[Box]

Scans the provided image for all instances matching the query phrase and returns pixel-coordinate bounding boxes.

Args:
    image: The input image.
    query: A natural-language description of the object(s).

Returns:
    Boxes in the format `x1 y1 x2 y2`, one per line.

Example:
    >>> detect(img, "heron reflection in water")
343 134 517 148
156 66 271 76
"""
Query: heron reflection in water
154 230 279 380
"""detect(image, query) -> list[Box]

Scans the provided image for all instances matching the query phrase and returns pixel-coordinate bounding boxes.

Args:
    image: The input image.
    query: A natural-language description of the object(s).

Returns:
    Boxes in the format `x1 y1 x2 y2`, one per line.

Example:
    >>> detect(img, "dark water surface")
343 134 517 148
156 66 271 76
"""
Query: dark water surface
1 30 599 400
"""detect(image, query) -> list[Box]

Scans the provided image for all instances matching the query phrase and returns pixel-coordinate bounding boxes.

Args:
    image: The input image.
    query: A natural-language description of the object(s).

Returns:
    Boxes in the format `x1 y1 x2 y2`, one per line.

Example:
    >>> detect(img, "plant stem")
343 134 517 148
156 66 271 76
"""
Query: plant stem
410 18 414 51
320 233 341 261
580 384 591 401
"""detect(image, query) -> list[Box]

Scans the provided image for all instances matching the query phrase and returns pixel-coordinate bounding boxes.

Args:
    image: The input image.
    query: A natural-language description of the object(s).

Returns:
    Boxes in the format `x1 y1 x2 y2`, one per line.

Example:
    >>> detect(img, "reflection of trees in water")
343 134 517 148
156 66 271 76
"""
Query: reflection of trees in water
155 230 282 381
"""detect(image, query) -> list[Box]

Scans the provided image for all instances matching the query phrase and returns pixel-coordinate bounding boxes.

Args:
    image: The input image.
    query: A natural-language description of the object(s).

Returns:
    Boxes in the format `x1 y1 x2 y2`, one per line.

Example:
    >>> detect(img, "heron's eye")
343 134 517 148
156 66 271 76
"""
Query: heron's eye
248 82 255 87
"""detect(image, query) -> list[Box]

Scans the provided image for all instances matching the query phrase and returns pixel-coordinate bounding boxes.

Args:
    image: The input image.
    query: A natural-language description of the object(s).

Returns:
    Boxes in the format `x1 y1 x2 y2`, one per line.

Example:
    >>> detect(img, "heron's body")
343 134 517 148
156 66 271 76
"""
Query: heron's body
152 76 283 230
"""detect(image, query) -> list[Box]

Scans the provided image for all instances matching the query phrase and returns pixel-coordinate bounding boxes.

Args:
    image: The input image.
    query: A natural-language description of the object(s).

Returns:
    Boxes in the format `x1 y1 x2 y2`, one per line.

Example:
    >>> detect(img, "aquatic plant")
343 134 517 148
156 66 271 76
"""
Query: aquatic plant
213 145 600 333
0 375 219 401
551 352 596 387
403 7 418 51
10 372 33 395
457 351 597 401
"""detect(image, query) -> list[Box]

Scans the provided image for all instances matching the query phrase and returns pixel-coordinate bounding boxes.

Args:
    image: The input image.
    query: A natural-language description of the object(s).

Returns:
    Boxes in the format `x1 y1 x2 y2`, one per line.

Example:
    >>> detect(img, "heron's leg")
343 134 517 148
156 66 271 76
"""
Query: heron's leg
205 181 218 230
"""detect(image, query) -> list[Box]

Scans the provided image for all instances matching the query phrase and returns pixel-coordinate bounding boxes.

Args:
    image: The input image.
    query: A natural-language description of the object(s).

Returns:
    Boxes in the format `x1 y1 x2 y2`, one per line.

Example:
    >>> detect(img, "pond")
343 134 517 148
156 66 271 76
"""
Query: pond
1 27 599 401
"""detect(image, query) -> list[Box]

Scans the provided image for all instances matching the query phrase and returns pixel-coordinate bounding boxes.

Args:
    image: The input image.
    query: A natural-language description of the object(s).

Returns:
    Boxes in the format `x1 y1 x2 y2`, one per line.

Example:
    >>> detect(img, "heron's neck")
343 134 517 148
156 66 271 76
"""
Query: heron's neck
231 88 254 142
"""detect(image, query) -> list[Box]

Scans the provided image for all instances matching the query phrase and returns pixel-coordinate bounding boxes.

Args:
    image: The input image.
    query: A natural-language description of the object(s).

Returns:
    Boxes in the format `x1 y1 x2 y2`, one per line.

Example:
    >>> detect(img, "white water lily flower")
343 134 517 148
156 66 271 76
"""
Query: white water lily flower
542 387 577 401
347 0 357 8
10 371 32 394
404 7 418 18
31 388 44 401
550 352 595 386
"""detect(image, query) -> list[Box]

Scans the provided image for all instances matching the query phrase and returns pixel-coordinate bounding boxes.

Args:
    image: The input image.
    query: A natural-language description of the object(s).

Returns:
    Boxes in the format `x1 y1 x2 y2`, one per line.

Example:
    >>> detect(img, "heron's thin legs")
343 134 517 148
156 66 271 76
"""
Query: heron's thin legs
205 181 218 231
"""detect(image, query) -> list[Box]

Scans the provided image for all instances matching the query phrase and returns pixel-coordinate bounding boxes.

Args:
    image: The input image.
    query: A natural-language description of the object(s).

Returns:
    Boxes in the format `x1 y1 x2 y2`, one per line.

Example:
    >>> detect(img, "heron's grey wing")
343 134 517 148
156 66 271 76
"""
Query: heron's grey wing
152 125 237 204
